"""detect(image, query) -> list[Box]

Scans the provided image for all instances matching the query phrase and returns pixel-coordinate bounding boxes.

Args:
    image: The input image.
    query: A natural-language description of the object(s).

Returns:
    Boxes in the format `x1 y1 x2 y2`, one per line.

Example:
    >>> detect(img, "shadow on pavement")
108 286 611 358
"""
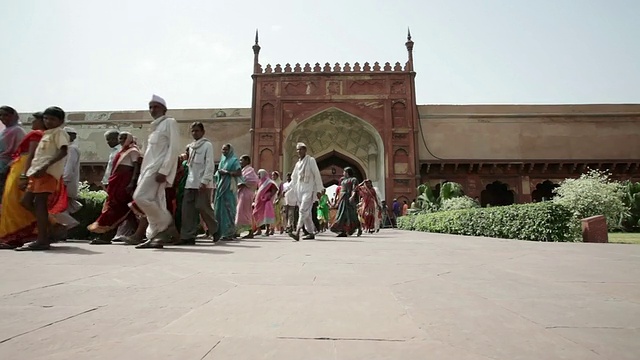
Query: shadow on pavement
49 246 102 255
212 242 261 249
313 238 365 243
157 247 234 255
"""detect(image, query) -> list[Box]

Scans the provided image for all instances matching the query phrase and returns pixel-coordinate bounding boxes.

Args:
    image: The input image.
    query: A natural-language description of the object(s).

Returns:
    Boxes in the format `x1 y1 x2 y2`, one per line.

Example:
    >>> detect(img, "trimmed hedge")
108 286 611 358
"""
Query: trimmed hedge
397 201 574 242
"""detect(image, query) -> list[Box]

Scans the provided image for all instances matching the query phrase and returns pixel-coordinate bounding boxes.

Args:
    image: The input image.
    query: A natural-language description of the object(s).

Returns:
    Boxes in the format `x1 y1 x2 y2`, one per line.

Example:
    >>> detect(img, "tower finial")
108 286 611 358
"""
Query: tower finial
252 29 261 73
407 27 412 41
405 28 414 72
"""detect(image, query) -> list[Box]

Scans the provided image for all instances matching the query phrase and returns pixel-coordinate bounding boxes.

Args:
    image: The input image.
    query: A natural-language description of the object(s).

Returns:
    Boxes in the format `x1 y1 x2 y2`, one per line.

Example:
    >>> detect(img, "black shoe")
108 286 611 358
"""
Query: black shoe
177 239 196 245
302 234 315 240
135 239 163 249
288 231 300 241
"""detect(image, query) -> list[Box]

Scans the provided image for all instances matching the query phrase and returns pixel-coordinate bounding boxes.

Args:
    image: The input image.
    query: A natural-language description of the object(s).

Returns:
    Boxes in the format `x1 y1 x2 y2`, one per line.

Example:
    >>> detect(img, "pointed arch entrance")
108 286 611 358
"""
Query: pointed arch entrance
316 151 366 187
283 108 386 198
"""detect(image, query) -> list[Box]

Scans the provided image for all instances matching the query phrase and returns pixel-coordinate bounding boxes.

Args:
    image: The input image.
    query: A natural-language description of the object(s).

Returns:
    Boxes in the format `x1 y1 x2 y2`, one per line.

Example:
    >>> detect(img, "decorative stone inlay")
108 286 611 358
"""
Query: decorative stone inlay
391 81 406 94
262 82 276 96
286 109 379 168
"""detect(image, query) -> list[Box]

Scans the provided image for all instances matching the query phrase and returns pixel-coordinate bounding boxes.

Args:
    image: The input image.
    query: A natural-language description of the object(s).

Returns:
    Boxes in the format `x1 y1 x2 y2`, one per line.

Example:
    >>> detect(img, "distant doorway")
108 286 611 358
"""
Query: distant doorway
316 151 366 188
531 180 559 202
481 181 515 207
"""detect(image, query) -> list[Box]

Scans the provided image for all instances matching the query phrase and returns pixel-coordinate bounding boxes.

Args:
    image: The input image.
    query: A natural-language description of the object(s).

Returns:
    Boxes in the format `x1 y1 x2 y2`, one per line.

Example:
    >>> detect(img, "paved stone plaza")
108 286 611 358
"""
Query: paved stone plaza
0 230 638 359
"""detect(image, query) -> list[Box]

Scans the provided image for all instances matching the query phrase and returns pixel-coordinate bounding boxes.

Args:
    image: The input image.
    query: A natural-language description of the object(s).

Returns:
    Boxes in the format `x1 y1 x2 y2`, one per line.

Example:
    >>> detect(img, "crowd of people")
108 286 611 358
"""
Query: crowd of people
0 95 392 251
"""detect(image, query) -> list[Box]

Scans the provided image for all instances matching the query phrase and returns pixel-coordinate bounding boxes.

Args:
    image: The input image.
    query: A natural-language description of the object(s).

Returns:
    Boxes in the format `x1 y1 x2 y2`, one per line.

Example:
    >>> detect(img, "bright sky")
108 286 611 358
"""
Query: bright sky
3 0 639 112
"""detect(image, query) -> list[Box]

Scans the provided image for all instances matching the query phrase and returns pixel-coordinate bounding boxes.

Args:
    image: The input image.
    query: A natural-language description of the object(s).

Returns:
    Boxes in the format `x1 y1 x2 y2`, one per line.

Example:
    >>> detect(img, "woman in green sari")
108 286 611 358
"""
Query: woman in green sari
317 189 330 232
214 143 242 240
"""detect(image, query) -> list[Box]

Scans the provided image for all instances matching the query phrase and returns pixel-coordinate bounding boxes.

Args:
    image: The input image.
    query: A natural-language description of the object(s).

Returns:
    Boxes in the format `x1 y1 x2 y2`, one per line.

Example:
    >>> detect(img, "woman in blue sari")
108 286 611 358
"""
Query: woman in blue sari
214 143 242 240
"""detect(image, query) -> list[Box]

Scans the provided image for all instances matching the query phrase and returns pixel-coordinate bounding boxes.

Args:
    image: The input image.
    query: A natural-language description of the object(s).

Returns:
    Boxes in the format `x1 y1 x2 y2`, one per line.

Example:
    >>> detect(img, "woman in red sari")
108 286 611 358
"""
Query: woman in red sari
88 132 141 238
356 179 380 233
0 113 68 248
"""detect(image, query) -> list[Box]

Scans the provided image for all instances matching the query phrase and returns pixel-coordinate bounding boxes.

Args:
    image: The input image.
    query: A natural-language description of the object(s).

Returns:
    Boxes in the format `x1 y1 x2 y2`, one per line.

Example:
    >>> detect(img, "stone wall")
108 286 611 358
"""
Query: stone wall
16 103 640 192
417 104 640 161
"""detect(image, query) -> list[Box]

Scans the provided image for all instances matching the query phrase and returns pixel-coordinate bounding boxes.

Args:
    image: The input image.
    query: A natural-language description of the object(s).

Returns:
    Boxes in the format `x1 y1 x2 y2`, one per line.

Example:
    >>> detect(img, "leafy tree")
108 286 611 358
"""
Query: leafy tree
441 195 480 211
553 169 626 234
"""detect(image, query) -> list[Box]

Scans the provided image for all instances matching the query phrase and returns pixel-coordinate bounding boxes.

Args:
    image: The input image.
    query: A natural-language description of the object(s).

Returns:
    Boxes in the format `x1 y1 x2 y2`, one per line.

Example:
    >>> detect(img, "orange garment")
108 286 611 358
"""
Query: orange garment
27 173 59 194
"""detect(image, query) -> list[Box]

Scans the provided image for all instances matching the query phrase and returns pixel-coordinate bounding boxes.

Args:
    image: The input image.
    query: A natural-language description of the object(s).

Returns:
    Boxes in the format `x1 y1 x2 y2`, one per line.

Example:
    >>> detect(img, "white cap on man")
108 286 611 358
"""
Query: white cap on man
150 94 167 109
64 126 77 134
296 142 306 149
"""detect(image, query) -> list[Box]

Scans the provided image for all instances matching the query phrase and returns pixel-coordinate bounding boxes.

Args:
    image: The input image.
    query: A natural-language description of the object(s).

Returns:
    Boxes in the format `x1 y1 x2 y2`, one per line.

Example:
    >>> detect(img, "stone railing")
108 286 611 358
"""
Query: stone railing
256 61 410 74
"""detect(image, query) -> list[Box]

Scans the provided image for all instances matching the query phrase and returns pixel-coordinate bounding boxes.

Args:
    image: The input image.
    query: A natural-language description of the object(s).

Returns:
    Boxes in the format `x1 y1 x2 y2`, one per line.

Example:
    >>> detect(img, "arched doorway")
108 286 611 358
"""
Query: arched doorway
316 151 366 187
282 107 385 199
531 180 559 202
481 181 515 207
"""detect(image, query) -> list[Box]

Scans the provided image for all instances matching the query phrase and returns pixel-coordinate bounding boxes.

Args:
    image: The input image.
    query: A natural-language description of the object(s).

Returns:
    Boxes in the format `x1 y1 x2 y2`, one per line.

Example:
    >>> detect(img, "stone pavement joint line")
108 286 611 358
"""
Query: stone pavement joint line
0 306 100 344
277 336 407 342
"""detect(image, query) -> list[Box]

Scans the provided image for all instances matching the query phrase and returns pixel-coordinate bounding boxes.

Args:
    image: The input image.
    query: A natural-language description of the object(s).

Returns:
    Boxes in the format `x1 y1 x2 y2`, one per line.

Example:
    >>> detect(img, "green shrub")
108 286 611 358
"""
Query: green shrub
553 169 626 233
67 182 107 240
398 202 574 242
397 214 417 230
441 195 480 211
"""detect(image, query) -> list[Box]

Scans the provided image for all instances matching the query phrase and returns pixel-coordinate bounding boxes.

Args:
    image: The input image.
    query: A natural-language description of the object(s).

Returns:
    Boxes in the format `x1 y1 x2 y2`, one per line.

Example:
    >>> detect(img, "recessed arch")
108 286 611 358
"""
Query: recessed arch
283 107 386 199
481 180 515 207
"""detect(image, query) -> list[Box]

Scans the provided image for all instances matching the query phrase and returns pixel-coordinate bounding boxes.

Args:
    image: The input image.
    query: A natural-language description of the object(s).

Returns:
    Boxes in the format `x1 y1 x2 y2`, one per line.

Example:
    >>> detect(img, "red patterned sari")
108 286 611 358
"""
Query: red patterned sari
88 142 140 234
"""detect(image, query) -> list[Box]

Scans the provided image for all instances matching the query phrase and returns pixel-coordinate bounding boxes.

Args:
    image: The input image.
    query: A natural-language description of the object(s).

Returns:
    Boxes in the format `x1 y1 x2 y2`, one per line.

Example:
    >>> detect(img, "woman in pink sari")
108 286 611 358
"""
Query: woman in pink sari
235 154 259 239
253 169 278 237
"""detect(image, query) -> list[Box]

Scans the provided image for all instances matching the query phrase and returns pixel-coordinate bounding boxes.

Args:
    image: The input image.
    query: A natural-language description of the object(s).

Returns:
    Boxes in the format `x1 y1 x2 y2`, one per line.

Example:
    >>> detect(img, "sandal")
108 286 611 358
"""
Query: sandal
15 241 50 251
90 239 112 245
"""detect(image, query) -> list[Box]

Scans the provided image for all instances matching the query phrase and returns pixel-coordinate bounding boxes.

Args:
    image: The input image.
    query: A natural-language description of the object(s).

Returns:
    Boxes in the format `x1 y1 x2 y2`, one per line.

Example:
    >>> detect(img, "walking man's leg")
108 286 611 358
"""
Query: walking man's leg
197 188 219 242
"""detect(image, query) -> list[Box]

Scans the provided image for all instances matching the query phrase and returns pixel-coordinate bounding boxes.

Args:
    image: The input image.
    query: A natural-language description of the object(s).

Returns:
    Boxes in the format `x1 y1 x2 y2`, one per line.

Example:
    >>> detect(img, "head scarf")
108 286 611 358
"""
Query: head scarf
271 170 281 186
257 168 277 198
120 131 135 149
219 144 239 171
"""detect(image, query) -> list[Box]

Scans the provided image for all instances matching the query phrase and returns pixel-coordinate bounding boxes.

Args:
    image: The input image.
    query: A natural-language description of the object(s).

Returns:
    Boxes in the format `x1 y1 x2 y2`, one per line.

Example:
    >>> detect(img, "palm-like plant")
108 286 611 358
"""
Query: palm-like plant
621 181 640 231
415 181 464 212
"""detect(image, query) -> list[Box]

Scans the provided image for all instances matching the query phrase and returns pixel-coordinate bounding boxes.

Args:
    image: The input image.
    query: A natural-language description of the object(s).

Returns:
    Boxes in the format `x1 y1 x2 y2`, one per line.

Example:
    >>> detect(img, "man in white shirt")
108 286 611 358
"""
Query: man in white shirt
288 142 324 241
281 172 296 232
131 95 180 249
179 122 218 244
102 130 121 188
63 127 82 214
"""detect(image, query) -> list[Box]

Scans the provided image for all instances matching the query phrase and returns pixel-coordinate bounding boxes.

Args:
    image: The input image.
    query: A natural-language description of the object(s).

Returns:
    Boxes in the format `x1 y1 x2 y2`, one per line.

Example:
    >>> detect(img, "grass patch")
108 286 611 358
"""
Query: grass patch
608 232 640 244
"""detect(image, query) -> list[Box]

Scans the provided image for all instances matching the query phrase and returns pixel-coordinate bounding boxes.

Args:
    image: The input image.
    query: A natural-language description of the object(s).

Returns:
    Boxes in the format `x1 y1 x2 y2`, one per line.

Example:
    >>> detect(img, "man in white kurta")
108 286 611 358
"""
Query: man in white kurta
63 127 82 214
179 122 218 244
131 95 180 248
288 142 324 241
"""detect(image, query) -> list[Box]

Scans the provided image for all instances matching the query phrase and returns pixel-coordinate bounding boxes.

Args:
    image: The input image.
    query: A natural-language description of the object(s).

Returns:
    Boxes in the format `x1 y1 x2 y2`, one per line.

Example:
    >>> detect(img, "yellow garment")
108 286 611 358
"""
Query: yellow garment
0 154 37 240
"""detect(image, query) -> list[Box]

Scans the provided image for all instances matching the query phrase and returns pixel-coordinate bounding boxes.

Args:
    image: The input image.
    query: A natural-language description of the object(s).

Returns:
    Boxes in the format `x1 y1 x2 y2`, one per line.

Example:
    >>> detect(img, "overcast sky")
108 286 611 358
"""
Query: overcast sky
2 0 639 112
